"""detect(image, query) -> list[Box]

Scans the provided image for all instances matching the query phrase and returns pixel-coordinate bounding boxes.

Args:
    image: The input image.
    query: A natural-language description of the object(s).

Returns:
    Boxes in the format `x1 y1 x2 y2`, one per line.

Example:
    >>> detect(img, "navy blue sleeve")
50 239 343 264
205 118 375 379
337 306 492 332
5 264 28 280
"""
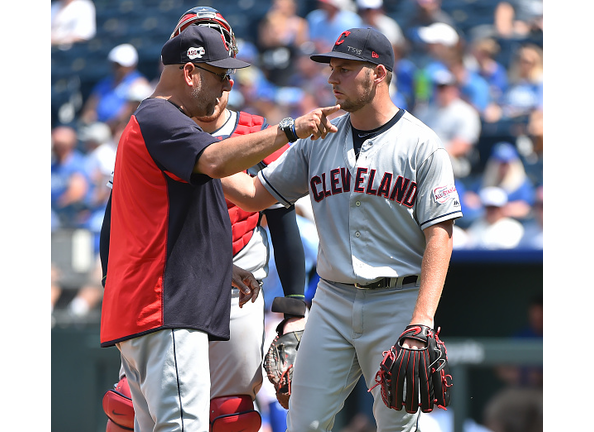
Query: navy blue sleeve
264 205 306 298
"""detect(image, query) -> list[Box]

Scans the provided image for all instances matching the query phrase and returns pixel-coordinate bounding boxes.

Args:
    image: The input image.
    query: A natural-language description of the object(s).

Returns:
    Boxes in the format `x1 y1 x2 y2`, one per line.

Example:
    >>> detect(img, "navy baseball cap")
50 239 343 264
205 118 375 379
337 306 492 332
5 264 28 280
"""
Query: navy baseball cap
310 27 395 72
161 25 250 69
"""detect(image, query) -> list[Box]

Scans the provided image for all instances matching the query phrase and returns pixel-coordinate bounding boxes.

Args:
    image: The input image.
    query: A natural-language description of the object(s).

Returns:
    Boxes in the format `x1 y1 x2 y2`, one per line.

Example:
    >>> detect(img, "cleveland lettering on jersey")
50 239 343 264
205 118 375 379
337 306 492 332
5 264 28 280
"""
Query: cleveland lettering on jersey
310 167 417 208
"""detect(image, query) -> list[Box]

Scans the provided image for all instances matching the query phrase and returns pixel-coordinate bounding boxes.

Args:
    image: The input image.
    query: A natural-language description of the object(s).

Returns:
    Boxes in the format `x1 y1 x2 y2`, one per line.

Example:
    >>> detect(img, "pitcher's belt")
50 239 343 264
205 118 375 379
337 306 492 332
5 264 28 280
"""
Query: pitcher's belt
354 275 419 289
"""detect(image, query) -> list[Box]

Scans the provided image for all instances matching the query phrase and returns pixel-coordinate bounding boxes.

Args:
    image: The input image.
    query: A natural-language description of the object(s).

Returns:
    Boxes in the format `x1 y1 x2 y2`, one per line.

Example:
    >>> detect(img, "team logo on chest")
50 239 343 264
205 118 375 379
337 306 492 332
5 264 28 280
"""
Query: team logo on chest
310 167 417 207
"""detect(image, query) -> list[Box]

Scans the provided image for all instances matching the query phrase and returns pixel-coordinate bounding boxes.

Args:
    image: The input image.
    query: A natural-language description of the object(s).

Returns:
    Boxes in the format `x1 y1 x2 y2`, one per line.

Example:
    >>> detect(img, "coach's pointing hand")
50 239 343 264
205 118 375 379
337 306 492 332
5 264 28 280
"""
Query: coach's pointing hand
295 104 341 140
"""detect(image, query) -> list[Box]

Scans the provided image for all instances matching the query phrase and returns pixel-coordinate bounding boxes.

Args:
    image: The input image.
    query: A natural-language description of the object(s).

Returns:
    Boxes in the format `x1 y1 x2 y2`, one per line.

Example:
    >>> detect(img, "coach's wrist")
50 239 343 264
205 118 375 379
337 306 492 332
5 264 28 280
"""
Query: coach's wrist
279 117 299 143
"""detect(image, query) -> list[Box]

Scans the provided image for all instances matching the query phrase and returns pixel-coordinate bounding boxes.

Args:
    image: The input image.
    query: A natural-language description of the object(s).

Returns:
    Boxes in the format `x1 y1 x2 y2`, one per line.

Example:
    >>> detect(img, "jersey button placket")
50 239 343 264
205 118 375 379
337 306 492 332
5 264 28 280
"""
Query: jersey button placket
350 195 365 277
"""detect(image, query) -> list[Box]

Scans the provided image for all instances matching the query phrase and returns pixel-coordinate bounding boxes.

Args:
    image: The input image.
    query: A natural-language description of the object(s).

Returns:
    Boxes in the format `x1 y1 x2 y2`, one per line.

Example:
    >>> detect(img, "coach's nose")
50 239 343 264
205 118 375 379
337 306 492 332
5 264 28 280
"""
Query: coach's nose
222 78 232 92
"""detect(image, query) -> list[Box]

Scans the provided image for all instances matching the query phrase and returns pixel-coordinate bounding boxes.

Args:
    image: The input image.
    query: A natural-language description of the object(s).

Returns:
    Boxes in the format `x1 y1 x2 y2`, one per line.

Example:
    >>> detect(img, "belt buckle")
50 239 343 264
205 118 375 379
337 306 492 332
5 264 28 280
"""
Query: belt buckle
355 279 384 289
354 282 377 289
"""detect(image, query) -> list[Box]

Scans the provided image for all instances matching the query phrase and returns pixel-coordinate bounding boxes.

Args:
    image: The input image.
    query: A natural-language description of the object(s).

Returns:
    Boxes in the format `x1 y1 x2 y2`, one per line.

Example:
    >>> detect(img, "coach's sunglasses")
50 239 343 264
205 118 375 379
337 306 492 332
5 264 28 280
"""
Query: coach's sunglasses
179 63 235 82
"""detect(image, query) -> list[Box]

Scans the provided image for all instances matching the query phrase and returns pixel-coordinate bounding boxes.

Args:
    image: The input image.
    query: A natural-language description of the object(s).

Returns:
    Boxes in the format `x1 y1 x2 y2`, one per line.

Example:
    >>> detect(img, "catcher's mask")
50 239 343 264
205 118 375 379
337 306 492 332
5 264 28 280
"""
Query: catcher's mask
170 6 238 57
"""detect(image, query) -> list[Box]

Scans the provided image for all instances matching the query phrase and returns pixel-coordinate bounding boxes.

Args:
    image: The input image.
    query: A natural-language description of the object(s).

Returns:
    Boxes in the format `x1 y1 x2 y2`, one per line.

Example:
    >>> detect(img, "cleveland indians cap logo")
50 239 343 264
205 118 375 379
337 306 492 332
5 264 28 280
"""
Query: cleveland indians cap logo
334 30 351 46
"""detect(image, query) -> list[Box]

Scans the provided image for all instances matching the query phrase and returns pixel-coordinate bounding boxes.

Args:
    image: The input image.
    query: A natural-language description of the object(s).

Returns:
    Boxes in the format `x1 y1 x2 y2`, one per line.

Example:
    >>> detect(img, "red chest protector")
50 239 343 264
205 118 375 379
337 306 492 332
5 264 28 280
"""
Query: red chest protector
227 111 290 256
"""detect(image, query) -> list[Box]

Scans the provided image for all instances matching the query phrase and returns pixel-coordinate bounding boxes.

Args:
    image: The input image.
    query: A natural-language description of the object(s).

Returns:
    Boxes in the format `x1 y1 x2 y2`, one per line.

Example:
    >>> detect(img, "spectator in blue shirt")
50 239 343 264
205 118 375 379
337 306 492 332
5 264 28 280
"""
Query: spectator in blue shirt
501 43 543 118
485 43 543 122
448 51 492 115
306 0 363 52
51 125 90 229
469 37 509 104
80 43 151 131
465 142 536 221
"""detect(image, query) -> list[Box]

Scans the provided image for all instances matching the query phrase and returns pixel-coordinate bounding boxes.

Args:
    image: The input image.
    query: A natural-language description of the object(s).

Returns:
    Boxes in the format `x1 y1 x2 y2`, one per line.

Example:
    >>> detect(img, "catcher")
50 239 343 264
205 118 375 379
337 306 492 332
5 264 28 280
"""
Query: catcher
102 7 307 432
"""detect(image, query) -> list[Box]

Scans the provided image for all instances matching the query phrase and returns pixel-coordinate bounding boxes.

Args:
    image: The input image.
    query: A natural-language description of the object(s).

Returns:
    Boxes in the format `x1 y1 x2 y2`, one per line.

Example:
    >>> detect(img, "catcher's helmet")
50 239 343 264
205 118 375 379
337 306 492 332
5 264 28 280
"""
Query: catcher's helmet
170 6 238 57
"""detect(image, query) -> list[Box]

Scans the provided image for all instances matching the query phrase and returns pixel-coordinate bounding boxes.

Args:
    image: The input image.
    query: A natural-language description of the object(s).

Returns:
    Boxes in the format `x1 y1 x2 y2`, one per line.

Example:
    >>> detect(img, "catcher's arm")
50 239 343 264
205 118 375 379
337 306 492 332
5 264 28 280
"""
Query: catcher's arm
262 206 307 409
405 220 453 349
264 204 308 334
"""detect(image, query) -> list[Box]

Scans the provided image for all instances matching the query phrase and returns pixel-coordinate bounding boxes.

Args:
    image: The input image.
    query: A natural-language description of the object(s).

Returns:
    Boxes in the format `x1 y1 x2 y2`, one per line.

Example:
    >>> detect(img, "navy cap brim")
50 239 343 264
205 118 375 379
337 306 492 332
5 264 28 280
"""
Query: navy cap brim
205 57 250 69
310 52 364 64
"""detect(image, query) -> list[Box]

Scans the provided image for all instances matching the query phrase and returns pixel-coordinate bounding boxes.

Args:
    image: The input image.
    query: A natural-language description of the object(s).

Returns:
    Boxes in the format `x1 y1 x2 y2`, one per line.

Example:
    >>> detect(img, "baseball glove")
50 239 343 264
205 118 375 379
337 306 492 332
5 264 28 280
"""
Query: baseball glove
371 325 453 414
263 329 303 409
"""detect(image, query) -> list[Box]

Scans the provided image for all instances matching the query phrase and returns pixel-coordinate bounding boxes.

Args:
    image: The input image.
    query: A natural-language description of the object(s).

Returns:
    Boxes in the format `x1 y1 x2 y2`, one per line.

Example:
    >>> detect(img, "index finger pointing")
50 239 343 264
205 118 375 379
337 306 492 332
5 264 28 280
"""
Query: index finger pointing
321 104 341 116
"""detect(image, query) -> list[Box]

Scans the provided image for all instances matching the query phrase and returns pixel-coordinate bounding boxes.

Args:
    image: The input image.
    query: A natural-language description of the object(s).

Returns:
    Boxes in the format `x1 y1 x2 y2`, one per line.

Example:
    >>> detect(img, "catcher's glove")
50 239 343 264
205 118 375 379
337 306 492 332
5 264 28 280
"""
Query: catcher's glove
371 324 453 414
263 329 303 409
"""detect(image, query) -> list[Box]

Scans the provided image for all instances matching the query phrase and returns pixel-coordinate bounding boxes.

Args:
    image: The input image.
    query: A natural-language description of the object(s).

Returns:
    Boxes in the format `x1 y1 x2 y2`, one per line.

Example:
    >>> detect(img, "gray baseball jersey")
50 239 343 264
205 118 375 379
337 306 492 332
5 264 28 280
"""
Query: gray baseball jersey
258 110 463 284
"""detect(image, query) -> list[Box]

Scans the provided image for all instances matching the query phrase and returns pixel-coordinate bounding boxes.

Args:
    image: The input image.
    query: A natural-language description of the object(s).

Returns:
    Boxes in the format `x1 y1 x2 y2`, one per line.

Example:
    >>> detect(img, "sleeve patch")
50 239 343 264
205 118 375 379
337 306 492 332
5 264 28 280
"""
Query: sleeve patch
433 184 458 204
